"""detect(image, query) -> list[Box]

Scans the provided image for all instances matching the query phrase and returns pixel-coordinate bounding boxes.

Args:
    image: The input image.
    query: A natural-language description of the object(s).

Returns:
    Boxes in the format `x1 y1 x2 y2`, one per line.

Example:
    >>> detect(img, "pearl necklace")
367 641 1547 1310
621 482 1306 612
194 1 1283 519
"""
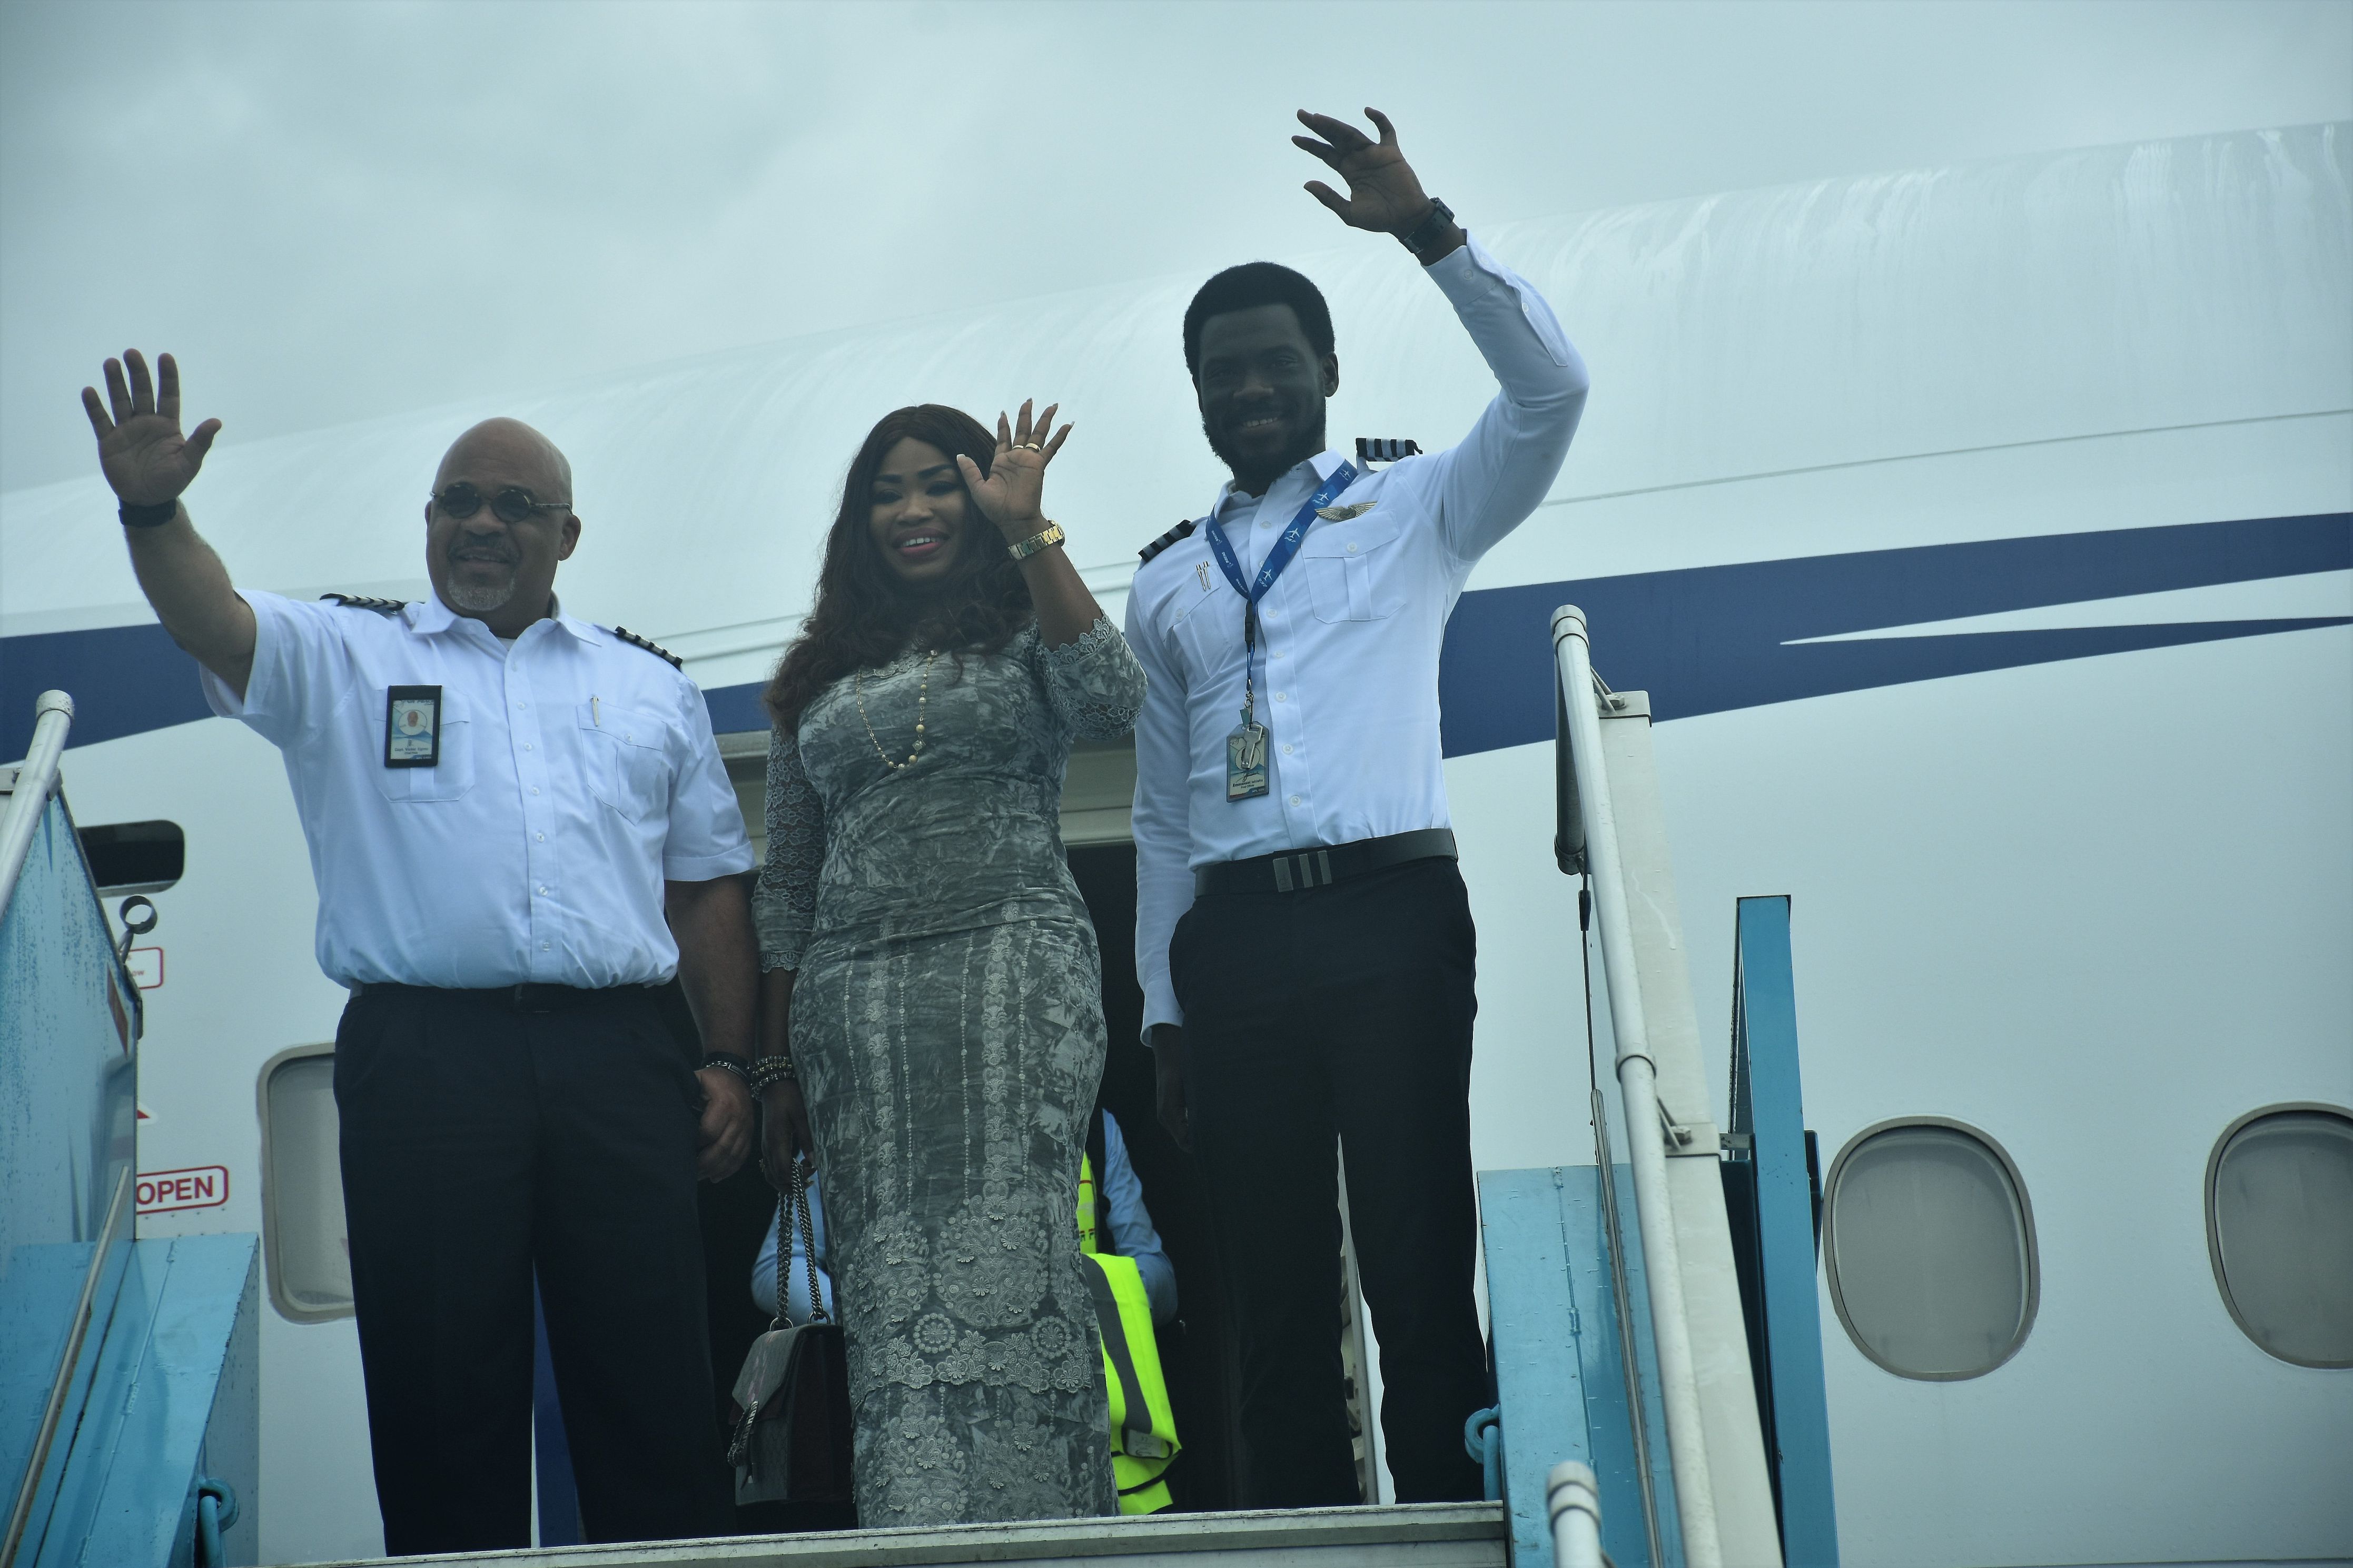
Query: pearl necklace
855 650 937 770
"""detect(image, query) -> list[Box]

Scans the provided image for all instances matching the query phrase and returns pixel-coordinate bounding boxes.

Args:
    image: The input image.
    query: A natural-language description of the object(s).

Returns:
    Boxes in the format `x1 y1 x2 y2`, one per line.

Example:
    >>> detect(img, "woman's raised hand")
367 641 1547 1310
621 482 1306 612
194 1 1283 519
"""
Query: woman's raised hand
958 399 1071 543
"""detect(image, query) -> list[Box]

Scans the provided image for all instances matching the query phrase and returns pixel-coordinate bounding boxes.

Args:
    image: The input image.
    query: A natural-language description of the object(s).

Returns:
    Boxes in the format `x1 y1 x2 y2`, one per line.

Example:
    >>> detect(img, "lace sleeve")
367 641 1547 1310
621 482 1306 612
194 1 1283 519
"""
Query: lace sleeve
752 723 824 973
1033 616 1148 741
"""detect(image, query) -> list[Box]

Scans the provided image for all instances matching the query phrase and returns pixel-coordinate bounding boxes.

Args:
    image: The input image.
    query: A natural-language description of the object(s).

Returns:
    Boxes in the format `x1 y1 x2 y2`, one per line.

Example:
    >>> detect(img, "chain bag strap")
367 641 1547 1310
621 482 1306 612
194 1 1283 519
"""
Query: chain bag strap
775 1156 828 1328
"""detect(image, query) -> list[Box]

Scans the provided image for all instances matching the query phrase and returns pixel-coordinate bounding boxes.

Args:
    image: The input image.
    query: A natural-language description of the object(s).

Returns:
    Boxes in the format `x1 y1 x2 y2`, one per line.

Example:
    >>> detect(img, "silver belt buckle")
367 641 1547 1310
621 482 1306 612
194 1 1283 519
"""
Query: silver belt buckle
1271 849 1335 892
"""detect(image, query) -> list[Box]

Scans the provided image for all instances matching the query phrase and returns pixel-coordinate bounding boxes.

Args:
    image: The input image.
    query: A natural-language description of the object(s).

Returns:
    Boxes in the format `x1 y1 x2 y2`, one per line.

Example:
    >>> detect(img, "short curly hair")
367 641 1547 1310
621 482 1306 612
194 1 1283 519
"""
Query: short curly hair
1182 262 1335 382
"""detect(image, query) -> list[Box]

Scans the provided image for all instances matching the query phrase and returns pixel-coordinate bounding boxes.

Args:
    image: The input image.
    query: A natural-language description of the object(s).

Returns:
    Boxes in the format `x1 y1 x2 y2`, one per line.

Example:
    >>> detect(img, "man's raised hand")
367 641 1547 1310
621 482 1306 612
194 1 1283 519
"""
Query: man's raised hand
1293 107 1437 238
82 350 220 507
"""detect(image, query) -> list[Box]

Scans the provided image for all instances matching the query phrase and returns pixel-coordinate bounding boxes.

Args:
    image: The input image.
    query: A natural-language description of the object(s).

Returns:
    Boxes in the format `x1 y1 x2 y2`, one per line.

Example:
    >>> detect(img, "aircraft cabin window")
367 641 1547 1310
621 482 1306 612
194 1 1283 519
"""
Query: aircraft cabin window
2205 1105 2353 1368
259 1044 354 1322
1823 1118 2039 1380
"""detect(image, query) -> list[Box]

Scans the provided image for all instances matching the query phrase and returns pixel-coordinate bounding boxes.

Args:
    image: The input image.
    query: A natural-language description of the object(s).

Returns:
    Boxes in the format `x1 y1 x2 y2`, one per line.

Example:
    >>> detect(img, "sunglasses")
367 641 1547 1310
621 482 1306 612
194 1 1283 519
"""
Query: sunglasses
431 482 570 524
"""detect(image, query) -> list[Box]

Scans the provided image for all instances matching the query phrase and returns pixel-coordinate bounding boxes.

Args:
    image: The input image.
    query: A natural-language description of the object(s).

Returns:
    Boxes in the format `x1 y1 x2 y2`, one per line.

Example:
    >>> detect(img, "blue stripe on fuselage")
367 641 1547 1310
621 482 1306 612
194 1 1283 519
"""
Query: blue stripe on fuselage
1432 510 2349 756
5 513 2345 762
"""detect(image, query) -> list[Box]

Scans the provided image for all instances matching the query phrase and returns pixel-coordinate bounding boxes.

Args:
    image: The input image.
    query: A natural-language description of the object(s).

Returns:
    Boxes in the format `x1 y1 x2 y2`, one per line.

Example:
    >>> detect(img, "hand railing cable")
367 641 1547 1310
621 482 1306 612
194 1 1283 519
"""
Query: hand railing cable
1581 879 1666 1566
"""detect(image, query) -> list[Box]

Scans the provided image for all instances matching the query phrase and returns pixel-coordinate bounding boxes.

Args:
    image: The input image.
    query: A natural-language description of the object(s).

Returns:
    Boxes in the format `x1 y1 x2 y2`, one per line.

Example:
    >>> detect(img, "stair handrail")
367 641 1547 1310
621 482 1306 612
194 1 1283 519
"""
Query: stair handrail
0 691 76 928
1550 607 1725 1567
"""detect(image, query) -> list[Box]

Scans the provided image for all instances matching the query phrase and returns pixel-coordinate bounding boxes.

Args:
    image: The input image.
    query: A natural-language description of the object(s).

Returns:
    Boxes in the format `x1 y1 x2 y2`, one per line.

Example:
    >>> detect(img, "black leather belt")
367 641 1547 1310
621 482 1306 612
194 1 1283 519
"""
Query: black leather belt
359 981 647 1015
1194 828 1458 897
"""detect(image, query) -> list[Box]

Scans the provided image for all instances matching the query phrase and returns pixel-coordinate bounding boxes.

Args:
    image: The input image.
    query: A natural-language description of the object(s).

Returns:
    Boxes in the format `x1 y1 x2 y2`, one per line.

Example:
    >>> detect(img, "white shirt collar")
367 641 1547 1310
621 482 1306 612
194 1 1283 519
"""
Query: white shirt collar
1207 449 1349 523
409 589 600 647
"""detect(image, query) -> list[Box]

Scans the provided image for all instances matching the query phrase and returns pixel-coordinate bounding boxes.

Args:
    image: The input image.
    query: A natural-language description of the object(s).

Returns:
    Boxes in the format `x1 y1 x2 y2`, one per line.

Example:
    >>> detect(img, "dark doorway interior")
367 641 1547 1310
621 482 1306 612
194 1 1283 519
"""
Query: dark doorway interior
1066 840 1247 1513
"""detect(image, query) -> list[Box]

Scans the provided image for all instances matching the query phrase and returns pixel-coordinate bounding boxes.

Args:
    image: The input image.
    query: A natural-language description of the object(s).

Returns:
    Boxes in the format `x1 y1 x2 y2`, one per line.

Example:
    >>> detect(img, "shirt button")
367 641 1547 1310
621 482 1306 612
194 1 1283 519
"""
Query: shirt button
523 742 533 751
536 832 546 842
1347 542 1358 553
537 885 549 895
540 942 550 951
1283 744 1294 755
1289 795 1302 806
516 700 527 708
1273 692 1286 701
531 787 541 796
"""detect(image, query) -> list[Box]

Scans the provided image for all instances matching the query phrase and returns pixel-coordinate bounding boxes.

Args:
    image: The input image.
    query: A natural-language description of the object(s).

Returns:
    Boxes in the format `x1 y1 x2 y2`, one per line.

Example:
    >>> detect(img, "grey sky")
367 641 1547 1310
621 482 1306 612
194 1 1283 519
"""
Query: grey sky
3 0 2346 496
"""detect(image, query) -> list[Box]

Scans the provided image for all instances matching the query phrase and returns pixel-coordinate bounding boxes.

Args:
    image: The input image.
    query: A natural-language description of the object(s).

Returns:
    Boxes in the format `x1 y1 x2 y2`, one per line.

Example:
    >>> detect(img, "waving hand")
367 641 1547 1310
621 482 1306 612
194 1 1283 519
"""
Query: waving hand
81 350 221 507
1293 107 1447 244
957 399 1072 543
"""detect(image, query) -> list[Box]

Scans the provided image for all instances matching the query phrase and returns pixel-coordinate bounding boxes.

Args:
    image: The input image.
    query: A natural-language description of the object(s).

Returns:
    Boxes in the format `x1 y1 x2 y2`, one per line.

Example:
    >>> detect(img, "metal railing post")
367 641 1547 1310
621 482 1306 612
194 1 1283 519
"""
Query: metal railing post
1551 607 1724 1567
0 691 76 927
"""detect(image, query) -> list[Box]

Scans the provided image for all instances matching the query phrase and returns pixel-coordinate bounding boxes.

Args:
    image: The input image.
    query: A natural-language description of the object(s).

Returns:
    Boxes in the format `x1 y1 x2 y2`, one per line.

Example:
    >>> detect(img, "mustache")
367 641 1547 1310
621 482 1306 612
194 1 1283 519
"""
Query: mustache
448 533 520 567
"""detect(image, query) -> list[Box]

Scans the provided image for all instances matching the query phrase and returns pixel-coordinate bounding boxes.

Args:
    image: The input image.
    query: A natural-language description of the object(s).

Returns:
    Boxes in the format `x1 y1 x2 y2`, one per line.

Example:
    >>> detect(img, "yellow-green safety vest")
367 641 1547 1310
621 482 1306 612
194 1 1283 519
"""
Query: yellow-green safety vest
1078 1152 1180 1514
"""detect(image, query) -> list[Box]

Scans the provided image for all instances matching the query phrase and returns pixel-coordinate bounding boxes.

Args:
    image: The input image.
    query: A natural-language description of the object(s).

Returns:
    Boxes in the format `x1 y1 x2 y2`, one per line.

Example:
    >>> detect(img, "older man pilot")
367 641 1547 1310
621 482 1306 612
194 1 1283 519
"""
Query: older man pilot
82 352 757 1553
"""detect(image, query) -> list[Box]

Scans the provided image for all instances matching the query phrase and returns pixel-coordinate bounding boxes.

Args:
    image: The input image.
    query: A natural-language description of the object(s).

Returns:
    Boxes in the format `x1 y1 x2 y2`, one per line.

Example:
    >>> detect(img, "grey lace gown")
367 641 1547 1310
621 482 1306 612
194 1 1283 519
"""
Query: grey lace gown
752 617 1146 1527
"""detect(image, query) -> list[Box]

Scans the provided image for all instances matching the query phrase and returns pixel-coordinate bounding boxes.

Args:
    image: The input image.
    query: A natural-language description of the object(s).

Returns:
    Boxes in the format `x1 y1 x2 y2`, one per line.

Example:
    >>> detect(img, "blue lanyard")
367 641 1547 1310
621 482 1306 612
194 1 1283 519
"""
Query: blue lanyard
1200 462 1358 721
1200 461 1358 611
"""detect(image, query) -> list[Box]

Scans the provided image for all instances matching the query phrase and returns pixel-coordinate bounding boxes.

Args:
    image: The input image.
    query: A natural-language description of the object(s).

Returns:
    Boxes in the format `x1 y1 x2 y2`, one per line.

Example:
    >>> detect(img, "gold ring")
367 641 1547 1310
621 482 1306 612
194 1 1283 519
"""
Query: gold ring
1016 442 1044 451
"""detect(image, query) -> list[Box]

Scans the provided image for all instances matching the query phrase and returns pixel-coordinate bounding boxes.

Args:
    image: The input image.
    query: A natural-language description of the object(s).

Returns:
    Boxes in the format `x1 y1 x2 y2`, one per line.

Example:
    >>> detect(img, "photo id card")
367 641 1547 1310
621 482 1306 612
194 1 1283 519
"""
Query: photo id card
1225 718 1270 801
384 685 442 768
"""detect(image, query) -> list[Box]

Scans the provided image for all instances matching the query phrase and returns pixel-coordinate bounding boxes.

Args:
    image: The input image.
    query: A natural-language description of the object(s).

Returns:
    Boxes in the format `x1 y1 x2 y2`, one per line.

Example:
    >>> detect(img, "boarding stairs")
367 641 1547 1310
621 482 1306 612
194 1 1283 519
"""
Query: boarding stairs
2 604 1837 1568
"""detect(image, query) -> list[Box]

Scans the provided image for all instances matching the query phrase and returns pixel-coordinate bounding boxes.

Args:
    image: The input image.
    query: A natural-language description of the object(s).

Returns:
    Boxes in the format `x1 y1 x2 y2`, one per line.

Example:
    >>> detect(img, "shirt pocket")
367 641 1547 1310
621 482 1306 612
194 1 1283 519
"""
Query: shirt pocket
577 702 673 822
1301 518 1405 624
1165 575 1237 680
371 693 475 802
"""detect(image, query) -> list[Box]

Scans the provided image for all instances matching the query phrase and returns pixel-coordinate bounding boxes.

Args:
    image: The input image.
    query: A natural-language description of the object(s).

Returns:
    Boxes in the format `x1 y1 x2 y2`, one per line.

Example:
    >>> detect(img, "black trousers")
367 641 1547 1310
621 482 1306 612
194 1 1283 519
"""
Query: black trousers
1172 857 1488 1507
334 985 735 1555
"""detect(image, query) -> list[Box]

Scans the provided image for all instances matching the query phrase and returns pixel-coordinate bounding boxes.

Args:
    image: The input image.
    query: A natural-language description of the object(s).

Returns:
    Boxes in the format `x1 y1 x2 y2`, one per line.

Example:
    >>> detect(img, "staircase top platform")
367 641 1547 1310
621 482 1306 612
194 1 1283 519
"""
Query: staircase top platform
303 1502 1509 1568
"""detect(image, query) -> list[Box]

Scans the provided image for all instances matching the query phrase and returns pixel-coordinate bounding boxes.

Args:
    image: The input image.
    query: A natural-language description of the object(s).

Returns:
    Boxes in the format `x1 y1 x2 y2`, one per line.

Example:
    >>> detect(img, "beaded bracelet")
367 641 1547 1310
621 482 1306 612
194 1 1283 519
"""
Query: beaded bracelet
750 1055 800 1093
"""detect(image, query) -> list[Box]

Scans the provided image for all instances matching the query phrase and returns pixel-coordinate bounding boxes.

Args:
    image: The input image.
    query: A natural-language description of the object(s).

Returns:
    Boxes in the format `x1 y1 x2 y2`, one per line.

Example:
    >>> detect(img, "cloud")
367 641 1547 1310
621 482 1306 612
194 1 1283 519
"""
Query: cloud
4 0 2347 494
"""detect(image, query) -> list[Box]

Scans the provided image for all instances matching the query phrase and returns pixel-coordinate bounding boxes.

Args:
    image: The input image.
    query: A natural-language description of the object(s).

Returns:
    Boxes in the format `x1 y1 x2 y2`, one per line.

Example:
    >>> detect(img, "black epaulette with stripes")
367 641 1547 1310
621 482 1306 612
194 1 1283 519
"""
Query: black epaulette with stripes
320 593 407 616
1138 519 1198 567
609 626 684 668
1355 437 1422 467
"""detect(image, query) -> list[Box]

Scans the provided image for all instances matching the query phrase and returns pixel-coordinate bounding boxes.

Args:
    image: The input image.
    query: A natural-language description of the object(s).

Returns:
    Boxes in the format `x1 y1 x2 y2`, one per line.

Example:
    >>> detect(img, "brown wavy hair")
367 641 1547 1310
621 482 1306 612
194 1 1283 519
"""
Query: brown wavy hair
763 404 1034 732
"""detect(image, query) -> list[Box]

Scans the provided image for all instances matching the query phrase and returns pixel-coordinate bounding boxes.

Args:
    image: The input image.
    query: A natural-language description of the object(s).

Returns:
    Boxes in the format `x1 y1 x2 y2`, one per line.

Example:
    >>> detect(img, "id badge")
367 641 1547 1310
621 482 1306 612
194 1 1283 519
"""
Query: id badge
384 684 442 768
1225 718 1270 802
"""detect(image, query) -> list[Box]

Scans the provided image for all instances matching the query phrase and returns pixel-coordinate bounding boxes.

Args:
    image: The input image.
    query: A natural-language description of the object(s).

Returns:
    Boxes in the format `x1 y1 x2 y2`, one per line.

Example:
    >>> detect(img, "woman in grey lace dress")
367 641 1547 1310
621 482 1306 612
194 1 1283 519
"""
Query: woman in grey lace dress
750 401 1146 1527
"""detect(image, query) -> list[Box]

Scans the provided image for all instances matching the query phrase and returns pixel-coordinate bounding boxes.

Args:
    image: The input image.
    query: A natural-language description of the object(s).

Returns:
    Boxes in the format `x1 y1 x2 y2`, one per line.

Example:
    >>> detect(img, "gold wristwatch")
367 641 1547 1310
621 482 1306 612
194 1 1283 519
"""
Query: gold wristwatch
1007 522 1065 561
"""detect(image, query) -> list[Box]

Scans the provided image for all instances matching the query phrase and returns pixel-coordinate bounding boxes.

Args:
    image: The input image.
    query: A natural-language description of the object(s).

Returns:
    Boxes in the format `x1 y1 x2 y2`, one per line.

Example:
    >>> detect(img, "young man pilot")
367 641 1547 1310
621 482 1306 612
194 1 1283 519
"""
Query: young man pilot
1125 108 1589 1507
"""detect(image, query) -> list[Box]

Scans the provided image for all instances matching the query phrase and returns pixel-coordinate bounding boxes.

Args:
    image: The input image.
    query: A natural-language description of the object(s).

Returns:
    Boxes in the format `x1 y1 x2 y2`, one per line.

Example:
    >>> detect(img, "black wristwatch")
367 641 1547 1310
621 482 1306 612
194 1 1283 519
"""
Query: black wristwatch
1397 197 1457 256
118 499 178 529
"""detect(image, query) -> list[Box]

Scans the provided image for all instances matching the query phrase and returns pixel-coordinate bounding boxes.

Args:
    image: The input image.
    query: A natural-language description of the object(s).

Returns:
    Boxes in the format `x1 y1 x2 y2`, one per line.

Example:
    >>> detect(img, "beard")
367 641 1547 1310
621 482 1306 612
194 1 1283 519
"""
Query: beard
444 572 516 613
1202 406 1326 489
443 538 520 613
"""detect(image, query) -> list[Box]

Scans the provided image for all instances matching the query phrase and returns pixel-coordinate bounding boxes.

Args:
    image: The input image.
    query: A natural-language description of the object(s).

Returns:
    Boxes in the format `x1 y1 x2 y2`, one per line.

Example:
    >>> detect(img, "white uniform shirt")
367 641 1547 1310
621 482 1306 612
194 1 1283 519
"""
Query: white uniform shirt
1126 234 1589 1038
204 588 755 989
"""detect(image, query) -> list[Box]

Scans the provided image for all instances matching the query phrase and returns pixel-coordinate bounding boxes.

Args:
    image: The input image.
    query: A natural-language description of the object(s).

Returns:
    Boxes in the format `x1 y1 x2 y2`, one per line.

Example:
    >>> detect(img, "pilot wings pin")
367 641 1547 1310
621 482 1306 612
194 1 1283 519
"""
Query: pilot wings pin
1314 501 1377 522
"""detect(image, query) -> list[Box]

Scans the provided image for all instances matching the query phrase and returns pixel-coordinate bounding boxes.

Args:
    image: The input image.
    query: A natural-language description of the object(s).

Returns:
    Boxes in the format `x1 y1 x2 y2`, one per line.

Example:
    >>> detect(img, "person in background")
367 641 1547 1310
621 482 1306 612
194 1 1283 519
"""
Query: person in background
1077 1104 1183 1515
81 352 757 1553
1080 1107 1177 1325
751 400 1148 1527
1125 109 1590 1507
